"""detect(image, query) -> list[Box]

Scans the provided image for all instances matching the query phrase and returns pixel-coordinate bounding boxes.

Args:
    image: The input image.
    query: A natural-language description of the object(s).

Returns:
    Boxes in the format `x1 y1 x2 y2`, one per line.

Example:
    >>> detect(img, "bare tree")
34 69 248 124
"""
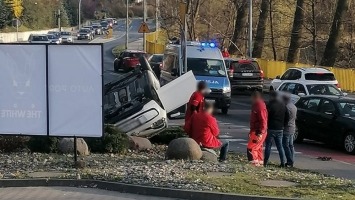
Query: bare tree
269 0 277 60
287 0 305 63
228 0 248 55
252 0 269 58
320 0 349 66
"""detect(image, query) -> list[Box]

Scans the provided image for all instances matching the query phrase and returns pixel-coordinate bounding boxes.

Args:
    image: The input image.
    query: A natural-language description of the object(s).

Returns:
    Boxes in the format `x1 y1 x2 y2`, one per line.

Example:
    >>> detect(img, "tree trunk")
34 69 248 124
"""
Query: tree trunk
287 0 305 63
252 0 269 58
320 0 348 67
228 0 248 55
269 0 277 60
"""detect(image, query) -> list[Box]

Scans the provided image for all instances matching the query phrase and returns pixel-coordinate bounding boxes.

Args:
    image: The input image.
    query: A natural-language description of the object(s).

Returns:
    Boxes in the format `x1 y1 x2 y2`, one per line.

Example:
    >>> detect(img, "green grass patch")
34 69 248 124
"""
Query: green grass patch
188 153 355 200
112 45 125 57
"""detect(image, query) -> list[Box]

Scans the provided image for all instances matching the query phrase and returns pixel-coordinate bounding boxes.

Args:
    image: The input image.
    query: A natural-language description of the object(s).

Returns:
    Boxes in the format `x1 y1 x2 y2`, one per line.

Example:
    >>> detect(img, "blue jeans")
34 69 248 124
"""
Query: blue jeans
219 140 230 161
283 133 294 165
264 130 285 165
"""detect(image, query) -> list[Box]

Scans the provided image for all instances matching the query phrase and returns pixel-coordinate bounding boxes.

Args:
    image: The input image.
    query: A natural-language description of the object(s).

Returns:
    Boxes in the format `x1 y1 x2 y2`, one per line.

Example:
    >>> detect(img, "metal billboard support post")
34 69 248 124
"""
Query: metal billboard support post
126 0 129 49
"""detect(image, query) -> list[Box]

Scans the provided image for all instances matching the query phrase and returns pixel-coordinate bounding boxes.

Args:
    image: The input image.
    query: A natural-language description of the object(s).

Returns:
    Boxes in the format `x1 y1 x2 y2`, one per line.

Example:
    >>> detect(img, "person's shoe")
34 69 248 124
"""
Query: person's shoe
285 163 294 168
279 164 286 168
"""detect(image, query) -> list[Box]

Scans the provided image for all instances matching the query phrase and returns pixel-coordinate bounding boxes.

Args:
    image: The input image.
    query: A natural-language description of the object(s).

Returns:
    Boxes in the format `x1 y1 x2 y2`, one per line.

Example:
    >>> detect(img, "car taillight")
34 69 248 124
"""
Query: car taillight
159 63 163 69
228 68 234 78
260 70 264 79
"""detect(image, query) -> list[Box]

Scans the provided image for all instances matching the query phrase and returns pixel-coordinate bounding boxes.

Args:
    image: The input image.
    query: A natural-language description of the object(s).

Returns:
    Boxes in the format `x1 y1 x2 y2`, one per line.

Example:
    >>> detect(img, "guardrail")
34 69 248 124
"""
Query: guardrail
257 59 355 92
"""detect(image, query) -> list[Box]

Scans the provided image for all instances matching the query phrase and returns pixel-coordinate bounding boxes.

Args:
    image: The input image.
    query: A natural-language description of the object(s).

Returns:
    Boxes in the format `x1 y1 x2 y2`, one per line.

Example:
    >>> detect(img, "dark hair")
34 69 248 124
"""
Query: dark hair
251 91 262 98
197 81 208 91
283 95 291 103
204 101 214 110
269 91 278 98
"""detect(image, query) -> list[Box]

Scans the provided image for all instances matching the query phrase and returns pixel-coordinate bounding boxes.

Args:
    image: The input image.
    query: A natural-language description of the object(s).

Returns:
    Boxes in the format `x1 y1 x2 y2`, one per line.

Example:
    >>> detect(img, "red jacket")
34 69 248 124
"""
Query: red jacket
222 51 230 58
250 99 268 135
184 112 222 148
185 91 204 123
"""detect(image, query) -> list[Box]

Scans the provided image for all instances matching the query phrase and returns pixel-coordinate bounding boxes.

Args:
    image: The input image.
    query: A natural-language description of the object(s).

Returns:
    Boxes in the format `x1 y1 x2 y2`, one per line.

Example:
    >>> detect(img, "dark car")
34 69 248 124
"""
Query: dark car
226 59 264 92
77 28 93 40
114 50 146 72
148 54 163 80
295 95 355 154
100 21 109 31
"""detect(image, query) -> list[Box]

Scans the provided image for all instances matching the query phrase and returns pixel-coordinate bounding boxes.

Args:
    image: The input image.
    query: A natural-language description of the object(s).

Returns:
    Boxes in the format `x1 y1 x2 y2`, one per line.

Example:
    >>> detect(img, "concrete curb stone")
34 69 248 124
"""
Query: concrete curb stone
0 179 298 200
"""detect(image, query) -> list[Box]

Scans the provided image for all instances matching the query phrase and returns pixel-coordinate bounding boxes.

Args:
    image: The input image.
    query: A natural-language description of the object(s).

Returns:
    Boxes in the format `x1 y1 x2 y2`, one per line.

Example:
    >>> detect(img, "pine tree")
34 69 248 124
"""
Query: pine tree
0 0 11 28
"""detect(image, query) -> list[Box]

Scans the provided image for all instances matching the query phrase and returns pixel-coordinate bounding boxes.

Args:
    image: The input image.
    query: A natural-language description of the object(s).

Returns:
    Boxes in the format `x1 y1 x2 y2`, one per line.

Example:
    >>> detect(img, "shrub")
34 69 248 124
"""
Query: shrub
27 136 59 153
0 136 30 152
150 127 187 145
86 125 129 154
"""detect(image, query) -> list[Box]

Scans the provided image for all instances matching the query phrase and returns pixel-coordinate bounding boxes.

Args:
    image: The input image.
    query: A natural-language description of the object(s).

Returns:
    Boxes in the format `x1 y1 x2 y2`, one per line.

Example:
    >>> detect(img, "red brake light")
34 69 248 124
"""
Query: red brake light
239 60 252 64
260 70 264 79
228 68 234 77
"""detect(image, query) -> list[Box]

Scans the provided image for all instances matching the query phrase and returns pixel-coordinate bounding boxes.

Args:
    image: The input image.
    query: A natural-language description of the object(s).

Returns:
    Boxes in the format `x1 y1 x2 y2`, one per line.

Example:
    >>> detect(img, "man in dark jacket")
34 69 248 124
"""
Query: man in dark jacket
264 91 289 167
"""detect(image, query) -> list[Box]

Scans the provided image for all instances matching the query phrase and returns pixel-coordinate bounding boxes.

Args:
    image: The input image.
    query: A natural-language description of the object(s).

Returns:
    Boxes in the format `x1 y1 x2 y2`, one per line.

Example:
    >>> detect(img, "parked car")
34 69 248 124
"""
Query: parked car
226 58 264 92
77 28 94 40
92 24 103 35
47 34 62 44
60 31 74 43
148 54 164 80
295 96 355 154
104 57 166 137
83 26 96 36
277 81 347 104
28 34 51 43
270 68 339 91
114 50 146 72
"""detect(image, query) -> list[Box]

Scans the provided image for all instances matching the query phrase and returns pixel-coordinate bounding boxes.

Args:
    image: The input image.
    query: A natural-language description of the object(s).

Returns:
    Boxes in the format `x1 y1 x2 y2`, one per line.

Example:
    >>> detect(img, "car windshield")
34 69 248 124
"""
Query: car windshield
61 32 70 36
92 25 99 28
47 35 56 39
307 84 342 96
150 55 163 63
339 102 355 117
80 29 89 33
187 58 226 77
305 73 336 81
231 60 259 71
32 36 48 41
101 22 108 26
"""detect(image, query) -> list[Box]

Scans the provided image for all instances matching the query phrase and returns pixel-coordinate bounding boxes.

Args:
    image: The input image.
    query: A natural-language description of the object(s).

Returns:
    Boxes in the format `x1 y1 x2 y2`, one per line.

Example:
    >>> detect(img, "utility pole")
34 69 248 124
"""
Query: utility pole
143 0 147 51
126 0 129 49
16 19 19 42
155 0 159 30
248 0 253 58
78 0 82 29
58 9 61 32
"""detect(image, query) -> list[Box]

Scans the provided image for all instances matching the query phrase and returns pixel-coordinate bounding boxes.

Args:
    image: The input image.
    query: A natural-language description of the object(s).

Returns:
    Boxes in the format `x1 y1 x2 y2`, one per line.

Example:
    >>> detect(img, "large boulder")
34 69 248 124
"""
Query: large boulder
201 151 218 163
166 138 202 160
129 136 152 151
58 138 89 156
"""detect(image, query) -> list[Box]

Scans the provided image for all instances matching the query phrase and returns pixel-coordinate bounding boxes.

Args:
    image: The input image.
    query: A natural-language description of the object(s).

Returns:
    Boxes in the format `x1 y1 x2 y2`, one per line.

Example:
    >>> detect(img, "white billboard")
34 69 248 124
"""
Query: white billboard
0 44 103 137
48 45 103 137
0 45 47 135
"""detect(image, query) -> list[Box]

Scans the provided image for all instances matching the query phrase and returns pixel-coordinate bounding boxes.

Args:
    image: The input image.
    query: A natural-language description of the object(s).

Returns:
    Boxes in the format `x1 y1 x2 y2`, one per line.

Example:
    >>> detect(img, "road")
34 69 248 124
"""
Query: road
0 187 180 200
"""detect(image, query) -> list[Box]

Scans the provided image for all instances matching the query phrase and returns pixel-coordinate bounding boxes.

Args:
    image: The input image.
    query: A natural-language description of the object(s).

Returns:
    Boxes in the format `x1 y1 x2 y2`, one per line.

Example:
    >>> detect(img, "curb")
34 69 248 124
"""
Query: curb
0 179 298 200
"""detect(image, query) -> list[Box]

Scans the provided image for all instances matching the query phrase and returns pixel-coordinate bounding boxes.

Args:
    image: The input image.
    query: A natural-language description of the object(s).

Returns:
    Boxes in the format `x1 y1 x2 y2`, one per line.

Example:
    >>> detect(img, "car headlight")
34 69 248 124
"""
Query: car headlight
77 34 80 37
87 34 90 36
223 86 231 93
56 40 60 44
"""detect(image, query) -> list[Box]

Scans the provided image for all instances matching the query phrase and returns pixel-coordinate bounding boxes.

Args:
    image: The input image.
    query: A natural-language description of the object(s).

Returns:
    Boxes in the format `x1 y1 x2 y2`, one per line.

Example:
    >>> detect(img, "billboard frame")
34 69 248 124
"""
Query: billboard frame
0 43 104 138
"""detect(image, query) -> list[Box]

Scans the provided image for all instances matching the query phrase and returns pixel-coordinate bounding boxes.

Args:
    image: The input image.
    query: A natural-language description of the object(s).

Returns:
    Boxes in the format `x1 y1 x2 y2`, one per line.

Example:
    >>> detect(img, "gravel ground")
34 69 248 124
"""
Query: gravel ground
0 146 233 191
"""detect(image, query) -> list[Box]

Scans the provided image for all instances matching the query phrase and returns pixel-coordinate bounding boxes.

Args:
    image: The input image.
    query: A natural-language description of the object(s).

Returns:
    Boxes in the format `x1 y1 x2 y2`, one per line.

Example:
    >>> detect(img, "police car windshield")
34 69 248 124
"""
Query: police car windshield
187 58 226 77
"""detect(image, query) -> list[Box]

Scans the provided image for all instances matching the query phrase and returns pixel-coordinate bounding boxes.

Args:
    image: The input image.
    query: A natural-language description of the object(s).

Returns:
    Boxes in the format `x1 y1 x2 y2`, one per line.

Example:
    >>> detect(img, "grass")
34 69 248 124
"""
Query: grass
112 45 125 57
188 153 355 200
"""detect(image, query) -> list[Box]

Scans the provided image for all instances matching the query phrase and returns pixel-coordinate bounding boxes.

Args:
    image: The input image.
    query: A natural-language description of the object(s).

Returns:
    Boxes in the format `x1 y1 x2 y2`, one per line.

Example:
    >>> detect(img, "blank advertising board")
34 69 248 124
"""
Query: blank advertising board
48 45 103 137
0 44 103 138
0 45 47 135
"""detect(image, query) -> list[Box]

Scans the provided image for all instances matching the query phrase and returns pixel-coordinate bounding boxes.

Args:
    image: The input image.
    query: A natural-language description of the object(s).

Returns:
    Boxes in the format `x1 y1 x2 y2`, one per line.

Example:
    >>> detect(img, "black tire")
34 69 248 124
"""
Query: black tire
221 107 229 115
344 132 355 154
294 125 304 143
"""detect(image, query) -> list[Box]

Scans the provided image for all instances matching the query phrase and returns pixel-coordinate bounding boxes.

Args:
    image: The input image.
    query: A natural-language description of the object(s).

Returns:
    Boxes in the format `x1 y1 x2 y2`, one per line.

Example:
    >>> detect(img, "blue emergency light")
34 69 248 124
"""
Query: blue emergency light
200 42 216 48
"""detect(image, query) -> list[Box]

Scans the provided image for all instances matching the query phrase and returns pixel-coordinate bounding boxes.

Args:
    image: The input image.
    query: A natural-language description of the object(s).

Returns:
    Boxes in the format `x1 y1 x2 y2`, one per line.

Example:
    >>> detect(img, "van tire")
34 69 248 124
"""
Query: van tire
221 108 229 115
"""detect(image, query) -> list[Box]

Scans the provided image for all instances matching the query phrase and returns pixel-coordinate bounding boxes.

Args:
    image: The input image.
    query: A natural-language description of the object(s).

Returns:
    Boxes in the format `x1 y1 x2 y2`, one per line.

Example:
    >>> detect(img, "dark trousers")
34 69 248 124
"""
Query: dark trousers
219 140 230 161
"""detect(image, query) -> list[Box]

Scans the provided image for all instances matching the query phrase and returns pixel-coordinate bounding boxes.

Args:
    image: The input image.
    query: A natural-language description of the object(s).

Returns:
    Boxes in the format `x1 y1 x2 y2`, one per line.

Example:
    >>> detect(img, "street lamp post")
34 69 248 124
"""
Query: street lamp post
143 0 147 51
78 0 82 29
248 0 253 58
126 0 129 49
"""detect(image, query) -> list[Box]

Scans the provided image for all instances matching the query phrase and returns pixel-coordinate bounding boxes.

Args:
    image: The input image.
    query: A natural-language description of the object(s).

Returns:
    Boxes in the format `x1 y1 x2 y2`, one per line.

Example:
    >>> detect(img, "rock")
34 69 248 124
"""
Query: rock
166 138 202 160
58 138 89 156
201 151 218 163
129 136 152 151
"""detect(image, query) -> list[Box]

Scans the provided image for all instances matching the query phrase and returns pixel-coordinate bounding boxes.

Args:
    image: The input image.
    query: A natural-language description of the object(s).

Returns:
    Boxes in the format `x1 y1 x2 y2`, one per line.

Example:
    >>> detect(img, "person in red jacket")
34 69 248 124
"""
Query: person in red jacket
221 47 230 58
185 81 208 124
247 91 268 166
185 102 229 162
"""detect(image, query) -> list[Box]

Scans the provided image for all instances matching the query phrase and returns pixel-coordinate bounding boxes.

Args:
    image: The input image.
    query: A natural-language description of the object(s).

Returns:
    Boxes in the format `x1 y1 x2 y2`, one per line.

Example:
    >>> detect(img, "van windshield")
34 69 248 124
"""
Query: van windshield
187 58 226 77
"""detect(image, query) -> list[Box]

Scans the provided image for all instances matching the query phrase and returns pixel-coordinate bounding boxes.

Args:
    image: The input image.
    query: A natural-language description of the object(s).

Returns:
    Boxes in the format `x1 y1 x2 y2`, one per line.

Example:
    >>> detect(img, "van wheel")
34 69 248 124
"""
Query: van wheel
221 108 229 115
344 133 355 154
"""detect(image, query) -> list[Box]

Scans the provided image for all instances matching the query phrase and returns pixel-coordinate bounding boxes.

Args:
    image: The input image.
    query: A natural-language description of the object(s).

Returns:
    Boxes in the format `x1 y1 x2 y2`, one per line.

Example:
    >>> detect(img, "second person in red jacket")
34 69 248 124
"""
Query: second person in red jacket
185 102 229 162
185 81 208 124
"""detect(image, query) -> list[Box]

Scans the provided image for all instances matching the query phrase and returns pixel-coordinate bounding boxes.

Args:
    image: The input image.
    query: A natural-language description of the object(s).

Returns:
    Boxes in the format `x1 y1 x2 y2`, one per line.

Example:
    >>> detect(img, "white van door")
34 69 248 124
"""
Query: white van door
157 71 196 113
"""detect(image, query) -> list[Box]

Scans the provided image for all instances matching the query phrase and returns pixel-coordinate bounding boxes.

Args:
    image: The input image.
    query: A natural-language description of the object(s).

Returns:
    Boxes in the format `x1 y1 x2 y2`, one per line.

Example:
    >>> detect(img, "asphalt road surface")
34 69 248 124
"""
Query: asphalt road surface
0 187 180 200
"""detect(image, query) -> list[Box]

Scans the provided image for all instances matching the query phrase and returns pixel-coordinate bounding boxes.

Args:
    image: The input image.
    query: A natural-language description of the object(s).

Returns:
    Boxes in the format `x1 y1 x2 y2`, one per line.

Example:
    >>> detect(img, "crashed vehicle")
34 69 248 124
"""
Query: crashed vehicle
104 57 167 137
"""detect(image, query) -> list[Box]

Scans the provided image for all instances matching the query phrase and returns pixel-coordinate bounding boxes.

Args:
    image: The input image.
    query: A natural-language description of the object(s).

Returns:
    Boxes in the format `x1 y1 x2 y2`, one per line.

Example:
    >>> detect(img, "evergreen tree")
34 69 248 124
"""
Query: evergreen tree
0 0 11 29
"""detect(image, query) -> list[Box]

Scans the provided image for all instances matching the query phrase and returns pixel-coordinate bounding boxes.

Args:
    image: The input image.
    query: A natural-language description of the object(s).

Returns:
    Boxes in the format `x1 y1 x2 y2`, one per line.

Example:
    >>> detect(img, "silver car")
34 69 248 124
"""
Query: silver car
28 34 51 44
60 31 74 43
